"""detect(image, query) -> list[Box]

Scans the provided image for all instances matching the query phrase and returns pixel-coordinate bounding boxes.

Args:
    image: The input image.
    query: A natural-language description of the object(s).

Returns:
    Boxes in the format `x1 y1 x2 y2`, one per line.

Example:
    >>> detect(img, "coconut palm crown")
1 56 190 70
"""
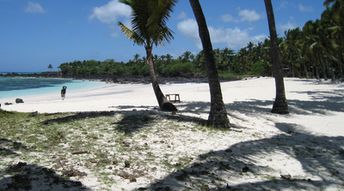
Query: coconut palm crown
118 0 177 111
118 0 175 49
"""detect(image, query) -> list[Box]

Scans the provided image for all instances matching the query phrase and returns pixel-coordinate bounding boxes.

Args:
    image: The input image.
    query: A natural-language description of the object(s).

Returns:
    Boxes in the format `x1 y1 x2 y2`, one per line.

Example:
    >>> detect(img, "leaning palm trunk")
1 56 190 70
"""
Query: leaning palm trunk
264 0 289 114
118 0 177 112
145 47 169 109
189 0 230 128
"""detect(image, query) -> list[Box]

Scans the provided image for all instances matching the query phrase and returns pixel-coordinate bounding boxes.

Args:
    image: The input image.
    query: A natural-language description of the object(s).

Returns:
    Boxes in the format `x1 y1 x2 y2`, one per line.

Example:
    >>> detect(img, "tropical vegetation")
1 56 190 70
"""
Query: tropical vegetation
58 0 344 82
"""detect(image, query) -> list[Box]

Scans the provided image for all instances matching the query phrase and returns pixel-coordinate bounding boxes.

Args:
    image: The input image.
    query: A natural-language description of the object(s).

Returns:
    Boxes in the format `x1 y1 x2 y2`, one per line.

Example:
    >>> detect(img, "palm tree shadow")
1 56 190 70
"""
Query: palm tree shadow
113 110 209 135
144 122 344 190
112 112 156 135
177 84 344 120
41 111 116 125
41 109 208 136
0 138 28 157
0 162 90 190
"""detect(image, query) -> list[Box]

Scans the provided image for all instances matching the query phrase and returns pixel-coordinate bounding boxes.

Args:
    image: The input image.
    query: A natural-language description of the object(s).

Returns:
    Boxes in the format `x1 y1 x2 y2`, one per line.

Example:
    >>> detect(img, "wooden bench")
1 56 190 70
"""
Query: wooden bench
165 94 180 103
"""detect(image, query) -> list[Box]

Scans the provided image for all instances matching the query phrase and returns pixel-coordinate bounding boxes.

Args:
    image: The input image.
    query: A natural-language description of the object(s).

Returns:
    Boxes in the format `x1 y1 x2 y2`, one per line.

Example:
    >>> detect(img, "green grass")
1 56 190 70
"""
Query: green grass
0 110 228 190
218 71 244 81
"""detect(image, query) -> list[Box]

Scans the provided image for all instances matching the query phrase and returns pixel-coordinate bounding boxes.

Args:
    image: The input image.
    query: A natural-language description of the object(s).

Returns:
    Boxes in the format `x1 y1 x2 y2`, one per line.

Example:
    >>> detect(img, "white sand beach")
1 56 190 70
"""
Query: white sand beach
1 77 344 190
1 77 344 136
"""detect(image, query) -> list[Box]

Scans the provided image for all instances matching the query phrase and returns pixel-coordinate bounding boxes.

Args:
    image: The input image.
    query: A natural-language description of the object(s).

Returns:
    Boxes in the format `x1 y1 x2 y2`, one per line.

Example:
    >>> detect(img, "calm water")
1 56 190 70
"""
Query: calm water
0 77 105 99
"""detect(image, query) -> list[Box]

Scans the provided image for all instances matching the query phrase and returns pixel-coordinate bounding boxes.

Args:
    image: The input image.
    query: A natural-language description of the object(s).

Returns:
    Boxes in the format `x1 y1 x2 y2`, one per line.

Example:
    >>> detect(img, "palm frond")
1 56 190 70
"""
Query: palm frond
154 26 174 46
118 0 176 48
118 22 145 46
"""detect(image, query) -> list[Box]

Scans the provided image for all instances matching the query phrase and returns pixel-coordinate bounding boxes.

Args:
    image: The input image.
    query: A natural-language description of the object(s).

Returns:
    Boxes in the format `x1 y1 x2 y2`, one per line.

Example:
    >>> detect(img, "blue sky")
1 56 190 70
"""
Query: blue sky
0 0 324 72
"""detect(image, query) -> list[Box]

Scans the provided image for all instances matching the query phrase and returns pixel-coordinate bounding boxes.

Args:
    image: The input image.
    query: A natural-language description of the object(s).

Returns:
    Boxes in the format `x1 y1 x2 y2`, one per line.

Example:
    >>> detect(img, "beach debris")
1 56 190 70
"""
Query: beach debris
71 151 89 155
124 160 130 168
29 111 38 117
62 168 87 177
118 171 136 182
122 141 130 147
15 98 24 103
241 166 250 173
280 174 292 180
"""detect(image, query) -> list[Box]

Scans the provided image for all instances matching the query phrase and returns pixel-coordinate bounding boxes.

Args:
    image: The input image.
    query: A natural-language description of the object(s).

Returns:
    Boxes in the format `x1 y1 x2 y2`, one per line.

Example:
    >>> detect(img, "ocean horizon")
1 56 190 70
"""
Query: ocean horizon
0 77 106 99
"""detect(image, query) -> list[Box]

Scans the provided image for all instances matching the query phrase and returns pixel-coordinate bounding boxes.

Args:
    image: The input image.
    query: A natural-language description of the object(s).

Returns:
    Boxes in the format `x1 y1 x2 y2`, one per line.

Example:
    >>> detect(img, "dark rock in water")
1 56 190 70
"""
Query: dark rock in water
161 102 177 112
5 102 13 105
16 98 24 104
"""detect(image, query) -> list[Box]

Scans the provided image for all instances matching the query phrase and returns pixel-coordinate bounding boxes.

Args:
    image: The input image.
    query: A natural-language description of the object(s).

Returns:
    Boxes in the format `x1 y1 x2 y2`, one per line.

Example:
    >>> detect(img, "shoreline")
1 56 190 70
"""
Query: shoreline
1 77 340 113
0 72 244 84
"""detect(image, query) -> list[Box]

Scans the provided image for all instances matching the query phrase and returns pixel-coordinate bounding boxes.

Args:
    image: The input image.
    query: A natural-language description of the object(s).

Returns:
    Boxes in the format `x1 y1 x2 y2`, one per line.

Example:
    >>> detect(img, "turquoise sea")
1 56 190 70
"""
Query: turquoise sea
0 77 105 99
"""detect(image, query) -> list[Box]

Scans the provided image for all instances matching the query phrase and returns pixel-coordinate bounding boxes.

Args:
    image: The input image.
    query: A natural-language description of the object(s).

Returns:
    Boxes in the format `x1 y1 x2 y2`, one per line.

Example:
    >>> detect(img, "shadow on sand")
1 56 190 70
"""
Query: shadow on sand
31 84 344 190
0 138 28 157
141 87 344 190
0 163 90 190
176 86 344 119
144 122 344 190
41 109 208 136
0 138 90 190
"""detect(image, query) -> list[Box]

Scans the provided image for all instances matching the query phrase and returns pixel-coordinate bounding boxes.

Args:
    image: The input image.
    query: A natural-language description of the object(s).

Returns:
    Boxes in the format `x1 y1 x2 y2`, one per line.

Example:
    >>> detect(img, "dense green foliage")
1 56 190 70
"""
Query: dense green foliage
59 0 344 80
58 51 242 80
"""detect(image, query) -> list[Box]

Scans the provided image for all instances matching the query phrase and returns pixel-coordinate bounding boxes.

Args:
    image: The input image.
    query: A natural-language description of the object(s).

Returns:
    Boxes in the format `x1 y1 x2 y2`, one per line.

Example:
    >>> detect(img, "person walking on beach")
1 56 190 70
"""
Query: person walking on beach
61 86 67 100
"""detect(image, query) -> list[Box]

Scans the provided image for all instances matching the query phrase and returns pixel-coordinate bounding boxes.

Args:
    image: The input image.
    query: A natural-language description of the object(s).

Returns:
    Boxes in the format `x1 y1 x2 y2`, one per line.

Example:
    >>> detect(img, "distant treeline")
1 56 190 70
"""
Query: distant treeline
58 49 247 81
6 1 341 81
1 72 60 78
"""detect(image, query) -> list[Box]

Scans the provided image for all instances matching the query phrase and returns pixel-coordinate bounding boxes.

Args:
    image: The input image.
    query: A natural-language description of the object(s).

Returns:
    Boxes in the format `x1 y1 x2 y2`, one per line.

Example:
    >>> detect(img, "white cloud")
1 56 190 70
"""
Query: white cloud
177 11 187 20
177 18 266 50
298 4 313 12
25 1 45 14
221 14 235 22
177 19 199 38
239 9 261 22
280 21 297 32
90 0 131 24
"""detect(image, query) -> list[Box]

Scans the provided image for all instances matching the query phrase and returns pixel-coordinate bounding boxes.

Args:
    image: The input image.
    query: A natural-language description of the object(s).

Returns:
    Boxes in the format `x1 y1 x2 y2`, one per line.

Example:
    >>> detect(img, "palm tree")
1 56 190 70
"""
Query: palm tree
264 0 289 114
48 64 53 71
118 0 177 111
133 53 141 63
188 0 230 128
323 1 344 79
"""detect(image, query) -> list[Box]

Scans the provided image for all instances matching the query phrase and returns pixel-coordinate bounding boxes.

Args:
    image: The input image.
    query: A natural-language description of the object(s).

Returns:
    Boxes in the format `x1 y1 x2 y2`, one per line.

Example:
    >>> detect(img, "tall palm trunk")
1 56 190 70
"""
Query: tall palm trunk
264 0 289 114
189 0 230 128
338 53 343 78
145 46 174 111
319 55 327 80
